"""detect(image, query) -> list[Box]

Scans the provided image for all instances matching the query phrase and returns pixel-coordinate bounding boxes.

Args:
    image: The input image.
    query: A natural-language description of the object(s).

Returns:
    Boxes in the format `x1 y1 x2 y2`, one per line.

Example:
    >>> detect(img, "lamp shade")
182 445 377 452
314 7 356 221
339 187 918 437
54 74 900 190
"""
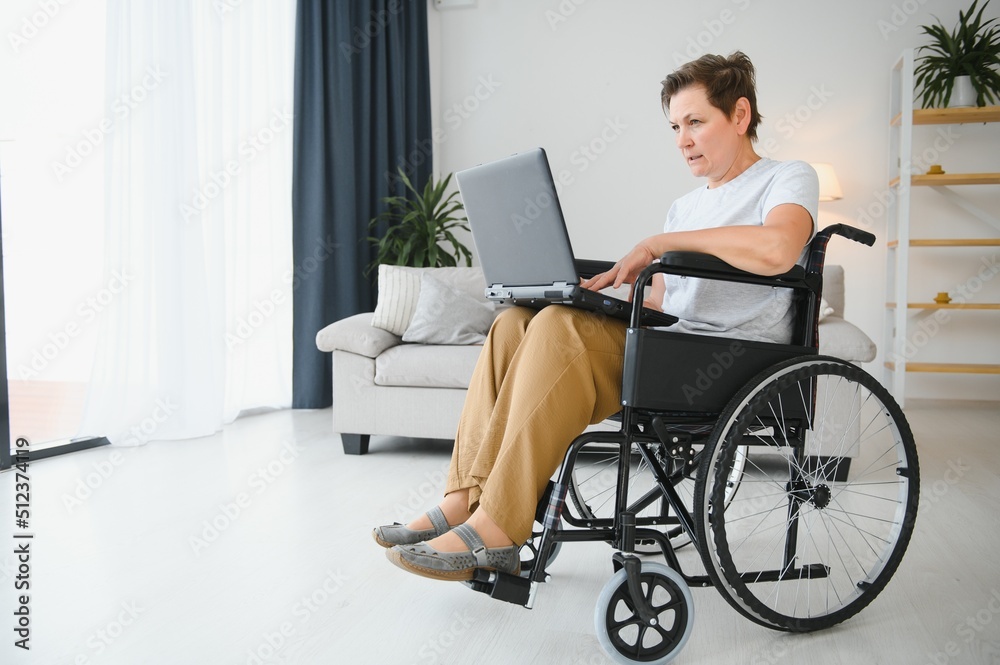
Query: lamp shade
810 162 843 202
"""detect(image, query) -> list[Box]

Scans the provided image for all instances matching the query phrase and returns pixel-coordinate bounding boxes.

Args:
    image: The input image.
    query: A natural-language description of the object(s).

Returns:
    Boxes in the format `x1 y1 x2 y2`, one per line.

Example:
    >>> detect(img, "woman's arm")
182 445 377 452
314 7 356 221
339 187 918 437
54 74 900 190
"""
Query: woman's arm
580 203 813 294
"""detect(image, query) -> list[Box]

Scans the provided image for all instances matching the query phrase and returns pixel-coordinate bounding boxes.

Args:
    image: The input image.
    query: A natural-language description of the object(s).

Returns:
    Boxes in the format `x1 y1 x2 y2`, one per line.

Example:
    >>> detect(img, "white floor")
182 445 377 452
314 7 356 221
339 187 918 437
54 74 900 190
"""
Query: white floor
1 401 999 665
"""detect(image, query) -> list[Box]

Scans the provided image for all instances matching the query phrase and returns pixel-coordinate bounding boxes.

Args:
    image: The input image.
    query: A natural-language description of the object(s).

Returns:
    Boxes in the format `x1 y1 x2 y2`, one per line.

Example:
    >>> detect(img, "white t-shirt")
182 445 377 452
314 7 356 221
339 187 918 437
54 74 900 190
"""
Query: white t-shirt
660 158 819 344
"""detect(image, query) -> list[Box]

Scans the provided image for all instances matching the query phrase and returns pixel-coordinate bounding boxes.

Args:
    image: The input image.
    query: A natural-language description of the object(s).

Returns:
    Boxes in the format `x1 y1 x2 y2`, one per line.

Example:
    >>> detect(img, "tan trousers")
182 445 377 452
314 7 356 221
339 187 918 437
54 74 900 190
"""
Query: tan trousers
446 305 627 545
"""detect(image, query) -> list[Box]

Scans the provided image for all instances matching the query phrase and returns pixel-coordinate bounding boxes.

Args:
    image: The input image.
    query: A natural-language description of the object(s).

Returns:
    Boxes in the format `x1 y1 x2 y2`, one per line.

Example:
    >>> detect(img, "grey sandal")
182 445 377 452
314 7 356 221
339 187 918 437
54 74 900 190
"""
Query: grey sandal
372 506 454 548
385 523 520 581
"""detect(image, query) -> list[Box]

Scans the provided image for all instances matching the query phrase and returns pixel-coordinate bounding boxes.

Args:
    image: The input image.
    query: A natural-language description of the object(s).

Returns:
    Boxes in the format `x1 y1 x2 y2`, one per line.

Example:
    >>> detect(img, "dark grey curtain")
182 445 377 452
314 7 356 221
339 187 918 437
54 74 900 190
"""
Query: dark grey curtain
292 0 432 408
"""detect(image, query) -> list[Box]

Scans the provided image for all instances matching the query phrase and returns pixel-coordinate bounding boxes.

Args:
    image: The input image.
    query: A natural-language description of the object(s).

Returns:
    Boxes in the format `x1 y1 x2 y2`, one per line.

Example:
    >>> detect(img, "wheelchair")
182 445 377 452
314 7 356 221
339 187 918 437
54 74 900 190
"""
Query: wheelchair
464 224 920 664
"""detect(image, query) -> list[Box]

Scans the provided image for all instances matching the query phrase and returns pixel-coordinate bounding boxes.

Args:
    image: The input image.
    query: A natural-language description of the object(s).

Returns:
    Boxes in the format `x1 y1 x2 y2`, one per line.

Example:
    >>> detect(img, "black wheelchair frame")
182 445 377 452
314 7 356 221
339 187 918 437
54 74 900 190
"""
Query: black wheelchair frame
464 224 920 664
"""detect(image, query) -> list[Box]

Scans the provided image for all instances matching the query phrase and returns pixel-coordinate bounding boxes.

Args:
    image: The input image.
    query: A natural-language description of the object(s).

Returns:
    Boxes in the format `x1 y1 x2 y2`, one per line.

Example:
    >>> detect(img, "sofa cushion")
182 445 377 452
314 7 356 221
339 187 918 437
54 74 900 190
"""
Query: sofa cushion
818 316 876 362
315 313 401 358
402 273 496 345
819 297 834 321
374 344 483 389
371 265 490 336
823 265 845 317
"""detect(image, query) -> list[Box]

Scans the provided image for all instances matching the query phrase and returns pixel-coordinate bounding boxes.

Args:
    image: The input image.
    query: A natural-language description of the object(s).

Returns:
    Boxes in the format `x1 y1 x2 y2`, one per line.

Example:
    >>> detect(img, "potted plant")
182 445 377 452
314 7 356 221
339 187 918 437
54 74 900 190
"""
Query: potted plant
366 168 473 276
914 0 1000 108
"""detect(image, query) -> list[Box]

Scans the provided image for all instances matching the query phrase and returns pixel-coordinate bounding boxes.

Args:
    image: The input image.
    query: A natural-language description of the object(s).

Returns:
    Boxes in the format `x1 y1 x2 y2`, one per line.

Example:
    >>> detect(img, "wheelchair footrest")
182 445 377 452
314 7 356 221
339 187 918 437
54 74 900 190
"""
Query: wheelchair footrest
465 569 535 608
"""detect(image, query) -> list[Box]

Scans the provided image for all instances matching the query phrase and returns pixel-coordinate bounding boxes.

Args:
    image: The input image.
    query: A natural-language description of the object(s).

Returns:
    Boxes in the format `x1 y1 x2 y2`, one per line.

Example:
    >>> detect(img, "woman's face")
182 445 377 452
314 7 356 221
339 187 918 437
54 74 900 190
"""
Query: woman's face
667 85 749 188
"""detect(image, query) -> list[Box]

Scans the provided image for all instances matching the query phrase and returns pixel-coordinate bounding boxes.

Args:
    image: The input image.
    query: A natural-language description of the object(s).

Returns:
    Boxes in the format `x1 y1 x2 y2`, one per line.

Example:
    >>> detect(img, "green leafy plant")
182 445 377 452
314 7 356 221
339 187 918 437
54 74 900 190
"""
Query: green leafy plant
914 0 1000 108
366 169 473 277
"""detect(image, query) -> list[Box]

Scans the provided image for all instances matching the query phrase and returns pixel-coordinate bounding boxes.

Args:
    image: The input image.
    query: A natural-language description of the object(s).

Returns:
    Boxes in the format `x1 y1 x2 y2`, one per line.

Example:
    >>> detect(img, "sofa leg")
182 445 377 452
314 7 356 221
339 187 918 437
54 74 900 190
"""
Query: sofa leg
341 433 370 455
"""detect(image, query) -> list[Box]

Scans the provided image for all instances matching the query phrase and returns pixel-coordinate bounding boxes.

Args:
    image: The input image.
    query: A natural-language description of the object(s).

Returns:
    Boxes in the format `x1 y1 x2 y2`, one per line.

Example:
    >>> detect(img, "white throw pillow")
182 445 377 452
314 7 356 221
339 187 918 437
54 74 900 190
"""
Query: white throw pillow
402 273 496 345
371 265 490 336
371 265 423 336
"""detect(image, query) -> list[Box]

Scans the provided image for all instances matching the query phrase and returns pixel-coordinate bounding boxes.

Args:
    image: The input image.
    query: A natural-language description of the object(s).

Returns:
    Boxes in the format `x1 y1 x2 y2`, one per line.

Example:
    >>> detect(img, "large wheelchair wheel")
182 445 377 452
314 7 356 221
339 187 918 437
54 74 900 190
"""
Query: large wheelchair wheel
595 562 694 664
695 356 919 631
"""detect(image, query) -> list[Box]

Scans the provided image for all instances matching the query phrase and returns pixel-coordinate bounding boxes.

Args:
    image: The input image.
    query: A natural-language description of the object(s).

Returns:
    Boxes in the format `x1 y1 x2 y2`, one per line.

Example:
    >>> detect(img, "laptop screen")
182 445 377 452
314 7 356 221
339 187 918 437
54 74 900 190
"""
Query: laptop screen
456 148 580 288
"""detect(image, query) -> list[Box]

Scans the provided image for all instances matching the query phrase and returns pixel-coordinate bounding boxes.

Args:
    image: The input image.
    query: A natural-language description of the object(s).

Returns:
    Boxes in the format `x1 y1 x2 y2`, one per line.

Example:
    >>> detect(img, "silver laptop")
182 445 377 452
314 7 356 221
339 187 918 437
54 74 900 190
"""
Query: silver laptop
455 148 677 327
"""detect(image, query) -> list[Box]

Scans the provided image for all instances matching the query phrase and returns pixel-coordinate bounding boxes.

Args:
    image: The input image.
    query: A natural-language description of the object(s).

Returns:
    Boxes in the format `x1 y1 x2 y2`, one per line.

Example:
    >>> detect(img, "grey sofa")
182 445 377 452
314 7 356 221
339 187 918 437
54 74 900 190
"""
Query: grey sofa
316 265 875 455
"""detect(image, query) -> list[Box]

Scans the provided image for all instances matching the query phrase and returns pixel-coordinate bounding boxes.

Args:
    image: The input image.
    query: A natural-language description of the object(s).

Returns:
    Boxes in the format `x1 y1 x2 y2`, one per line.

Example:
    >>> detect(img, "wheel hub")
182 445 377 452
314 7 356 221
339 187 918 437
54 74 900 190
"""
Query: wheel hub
811 483 832 509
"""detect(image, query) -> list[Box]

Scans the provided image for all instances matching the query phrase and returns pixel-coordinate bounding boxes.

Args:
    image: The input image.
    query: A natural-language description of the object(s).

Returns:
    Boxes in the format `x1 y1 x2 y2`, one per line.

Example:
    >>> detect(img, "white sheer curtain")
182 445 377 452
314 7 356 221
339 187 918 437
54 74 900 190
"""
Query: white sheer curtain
79 0 295 445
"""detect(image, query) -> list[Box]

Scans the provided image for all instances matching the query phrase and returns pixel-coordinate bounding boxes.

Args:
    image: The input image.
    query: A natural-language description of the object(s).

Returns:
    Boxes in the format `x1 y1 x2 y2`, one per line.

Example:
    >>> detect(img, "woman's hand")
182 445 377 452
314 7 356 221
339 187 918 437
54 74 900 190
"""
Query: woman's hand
579 243 658 298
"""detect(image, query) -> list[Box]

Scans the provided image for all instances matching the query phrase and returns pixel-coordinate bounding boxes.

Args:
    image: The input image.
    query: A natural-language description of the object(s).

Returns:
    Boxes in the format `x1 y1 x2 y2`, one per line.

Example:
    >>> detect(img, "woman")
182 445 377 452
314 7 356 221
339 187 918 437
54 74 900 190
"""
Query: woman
373 51 819 581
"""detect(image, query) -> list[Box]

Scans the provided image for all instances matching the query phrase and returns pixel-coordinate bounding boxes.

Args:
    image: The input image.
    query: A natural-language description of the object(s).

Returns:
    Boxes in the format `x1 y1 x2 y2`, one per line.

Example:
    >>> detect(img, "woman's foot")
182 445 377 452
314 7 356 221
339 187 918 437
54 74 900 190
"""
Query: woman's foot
386 516 520 581
372 489 474 548
422 507 514 552
404 488 473 531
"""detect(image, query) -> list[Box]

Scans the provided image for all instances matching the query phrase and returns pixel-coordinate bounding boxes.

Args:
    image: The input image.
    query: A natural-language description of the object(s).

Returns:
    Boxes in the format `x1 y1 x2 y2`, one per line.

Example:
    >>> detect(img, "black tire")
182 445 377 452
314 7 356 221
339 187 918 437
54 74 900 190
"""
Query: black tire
594 562 694 664
694 356 919 631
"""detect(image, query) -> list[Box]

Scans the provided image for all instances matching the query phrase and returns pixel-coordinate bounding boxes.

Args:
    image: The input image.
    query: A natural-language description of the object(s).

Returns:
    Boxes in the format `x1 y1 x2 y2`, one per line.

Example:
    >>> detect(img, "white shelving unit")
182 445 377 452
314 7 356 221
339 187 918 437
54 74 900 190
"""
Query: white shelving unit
884 49 1000 406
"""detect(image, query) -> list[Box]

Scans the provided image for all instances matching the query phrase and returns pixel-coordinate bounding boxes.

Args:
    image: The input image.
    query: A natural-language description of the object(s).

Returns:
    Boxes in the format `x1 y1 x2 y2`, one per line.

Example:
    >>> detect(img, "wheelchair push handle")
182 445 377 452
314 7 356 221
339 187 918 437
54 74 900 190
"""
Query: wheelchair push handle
823 223 876 247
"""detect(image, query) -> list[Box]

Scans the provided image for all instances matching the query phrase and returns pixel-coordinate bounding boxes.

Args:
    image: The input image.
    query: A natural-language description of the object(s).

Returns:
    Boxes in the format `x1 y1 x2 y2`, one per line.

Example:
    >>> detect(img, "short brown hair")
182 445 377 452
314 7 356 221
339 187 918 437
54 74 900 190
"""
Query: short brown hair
661 51 762 142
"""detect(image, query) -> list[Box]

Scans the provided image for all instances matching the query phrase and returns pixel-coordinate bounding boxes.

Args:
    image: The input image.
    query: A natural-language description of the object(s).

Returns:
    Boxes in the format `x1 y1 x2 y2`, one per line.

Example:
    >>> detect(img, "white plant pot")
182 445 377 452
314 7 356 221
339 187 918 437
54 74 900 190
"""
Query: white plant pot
949 75 976 108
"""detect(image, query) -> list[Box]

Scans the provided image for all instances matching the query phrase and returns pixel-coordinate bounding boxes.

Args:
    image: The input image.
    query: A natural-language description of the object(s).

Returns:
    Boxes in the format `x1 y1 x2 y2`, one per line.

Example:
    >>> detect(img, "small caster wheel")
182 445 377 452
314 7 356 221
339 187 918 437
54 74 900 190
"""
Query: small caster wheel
594 562 694 664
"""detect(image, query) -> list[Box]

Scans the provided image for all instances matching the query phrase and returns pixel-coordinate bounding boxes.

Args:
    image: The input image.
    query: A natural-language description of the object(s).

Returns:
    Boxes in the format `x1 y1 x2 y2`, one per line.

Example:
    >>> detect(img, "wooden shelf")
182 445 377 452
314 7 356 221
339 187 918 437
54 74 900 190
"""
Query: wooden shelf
886 302 1000 310
914 173 1000 186
887 238 1000 248
885 361 1000 374
890 106 1000 126
890 173 1000 187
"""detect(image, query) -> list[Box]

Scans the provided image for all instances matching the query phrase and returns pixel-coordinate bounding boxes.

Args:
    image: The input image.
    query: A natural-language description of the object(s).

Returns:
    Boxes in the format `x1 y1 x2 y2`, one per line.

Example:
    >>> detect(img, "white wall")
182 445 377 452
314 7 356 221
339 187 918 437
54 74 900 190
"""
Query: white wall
427 0 1000 402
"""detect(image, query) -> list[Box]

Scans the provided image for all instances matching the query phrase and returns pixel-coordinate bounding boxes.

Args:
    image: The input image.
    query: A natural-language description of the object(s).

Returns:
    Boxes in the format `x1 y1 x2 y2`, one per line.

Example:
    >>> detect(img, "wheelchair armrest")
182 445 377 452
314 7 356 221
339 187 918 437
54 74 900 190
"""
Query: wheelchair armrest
574 258 616 279
628 252 816 329
659 251 806 283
